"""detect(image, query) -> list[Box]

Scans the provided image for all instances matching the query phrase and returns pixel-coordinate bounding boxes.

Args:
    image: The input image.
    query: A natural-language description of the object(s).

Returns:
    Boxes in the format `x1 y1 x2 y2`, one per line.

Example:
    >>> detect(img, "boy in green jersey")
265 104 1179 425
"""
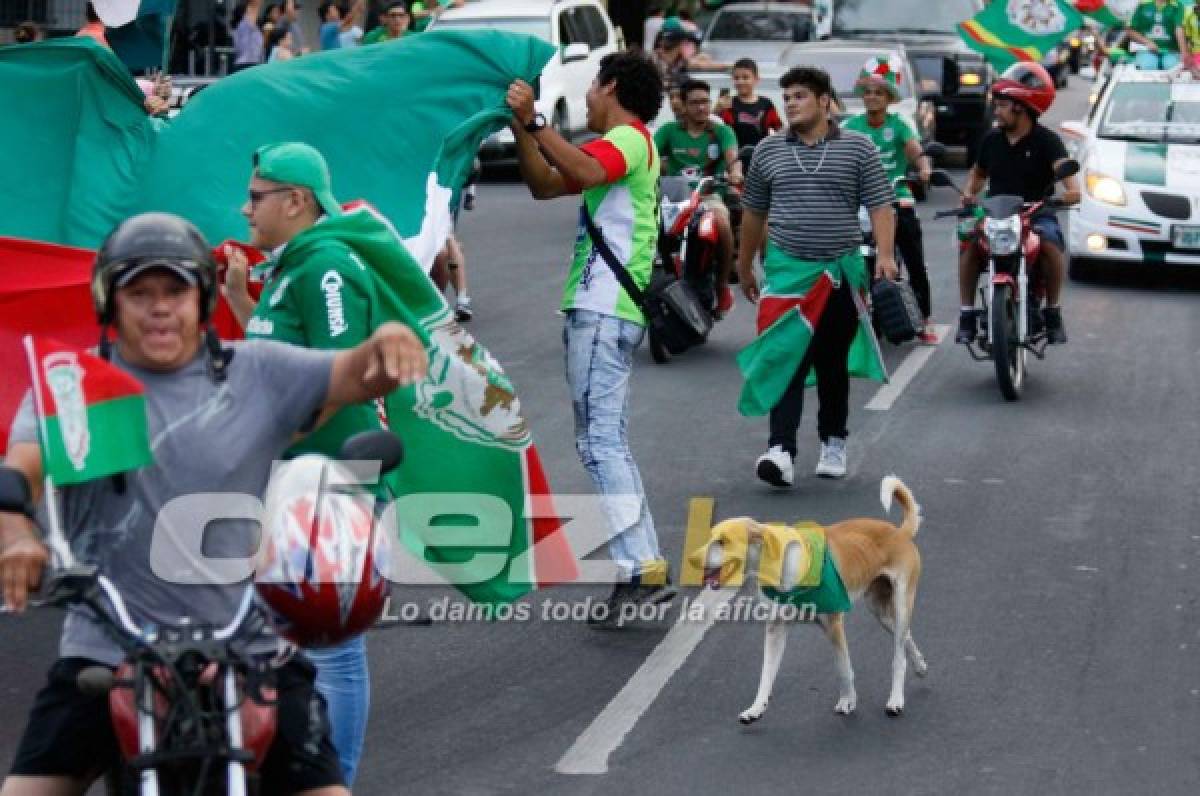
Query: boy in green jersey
844 54 935 341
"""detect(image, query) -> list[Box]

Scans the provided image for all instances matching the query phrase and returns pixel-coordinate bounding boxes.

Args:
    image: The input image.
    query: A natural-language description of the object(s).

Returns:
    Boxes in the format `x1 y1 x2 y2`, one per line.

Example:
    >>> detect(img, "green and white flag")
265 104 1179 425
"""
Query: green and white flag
959 0 1084 69
23 336 153 486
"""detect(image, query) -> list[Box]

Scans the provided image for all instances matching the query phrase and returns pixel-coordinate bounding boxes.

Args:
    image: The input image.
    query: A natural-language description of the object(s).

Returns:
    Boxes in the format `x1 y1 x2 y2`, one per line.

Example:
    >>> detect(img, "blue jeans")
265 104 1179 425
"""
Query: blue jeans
307 635 369 786
1135 50 1180 70
563 309 663 578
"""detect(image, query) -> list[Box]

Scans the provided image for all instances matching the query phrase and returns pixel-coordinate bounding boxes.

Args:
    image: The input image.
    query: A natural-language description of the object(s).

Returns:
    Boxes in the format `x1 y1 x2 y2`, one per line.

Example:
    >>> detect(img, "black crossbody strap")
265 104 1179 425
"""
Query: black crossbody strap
582 206 647 307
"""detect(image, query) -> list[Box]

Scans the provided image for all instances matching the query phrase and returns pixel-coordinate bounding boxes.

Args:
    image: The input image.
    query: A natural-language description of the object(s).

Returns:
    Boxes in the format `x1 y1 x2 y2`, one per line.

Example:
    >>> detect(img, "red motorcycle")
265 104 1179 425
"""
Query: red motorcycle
650 173 737 364
41 570 276 796
932 160 1078 400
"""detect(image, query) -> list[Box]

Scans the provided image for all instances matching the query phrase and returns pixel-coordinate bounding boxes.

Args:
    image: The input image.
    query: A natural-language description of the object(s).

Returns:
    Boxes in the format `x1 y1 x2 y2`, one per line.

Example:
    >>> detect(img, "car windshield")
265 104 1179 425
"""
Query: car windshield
1099 82 1200 144
833 0 978 35
708 9 812 41
784 51 913 100
434 16 552 42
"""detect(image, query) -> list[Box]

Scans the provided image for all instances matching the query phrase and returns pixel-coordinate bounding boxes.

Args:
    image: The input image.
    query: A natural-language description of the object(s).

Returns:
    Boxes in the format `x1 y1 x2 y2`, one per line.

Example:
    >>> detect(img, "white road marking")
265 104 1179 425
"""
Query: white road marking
865 325 949 411
555 587 738 776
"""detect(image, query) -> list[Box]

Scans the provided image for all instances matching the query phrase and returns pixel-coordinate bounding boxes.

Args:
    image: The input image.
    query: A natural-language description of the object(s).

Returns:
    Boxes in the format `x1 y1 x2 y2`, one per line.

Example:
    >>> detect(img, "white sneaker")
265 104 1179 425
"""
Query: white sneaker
455 295 473 322
755 445 794 488
815 437 848 479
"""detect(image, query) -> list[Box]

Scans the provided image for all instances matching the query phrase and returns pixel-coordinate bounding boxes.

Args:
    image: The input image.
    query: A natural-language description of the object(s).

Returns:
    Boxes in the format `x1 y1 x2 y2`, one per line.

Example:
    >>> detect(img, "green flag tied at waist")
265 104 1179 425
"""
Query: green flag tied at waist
0 31 556 268
276 202 577 606
737 246 886 418
958 0 1084 70
22 335 153 486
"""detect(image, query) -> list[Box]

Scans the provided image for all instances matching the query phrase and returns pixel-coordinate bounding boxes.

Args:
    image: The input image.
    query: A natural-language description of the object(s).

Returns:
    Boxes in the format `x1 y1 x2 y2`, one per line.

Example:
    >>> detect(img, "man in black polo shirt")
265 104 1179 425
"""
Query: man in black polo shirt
956 62 1080 345
736 66 895 488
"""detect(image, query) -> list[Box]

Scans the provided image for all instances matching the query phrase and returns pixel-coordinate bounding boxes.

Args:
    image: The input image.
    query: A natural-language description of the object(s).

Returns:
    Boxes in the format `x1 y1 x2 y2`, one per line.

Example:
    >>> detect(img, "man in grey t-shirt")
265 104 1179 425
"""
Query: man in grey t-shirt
0 212 426 794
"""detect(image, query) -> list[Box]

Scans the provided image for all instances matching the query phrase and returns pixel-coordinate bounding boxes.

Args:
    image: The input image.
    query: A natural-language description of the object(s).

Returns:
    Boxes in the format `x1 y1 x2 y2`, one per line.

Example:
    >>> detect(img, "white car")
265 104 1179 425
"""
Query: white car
430 0 617 158
699 1 817 66
1062 65 1200 276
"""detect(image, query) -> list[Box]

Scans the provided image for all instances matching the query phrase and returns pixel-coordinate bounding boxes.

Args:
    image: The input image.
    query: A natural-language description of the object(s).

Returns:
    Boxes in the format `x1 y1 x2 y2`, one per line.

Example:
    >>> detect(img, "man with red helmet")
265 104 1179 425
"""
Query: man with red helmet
955 62 1081 346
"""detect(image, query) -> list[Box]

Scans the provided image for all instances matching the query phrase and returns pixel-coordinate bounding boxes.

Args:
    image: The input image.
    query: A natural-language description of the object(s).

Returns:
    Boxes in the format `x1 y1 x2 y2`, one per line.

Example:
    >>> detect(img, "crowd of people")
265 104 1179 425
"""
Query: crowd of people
0 3 1100 792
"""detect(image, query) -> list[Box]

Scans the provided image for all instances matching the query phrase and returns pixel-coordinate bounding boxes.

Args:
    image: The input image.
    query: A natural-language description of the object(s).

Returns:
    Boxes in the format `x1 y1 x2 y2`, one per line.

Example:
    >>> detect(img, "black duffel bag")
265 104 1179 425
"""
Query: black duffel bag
583 210 711 355
870 278 923 344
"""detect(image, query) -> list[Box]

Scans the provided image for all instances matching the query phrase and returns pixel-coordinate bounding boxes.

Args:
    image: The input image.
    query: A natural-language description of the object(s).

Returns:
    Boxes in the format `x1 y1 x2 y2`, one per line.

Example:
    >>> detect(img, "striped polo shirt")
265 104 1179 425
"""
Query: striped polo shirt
742 122 893 260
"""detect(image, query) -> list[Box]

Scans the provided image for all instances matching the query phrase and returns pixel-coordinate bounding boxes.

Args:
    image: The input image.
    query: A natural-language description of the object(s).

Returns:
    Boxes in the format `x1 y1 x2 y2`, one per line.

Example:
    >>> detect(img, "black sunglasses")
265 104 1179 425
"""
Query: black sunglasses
247 187 292 206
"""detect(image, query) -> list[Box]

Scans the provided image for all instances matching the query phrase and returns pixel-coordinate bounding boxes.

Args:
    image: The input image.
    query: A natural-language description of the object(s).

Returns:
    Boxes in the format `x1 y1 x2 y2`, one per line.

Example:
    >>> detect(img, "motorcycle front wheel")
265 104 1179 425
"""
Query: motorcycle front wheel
990 283 1025 401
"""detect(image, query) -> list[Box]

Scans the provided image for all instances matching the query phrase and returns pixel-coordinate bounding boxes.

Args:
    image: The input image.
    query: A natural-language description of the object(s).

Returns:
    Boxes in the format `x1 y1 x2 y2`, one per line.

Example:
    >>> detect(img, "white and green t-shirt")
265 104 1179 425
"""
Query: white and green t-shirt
844 111 918 203
562 122 660 325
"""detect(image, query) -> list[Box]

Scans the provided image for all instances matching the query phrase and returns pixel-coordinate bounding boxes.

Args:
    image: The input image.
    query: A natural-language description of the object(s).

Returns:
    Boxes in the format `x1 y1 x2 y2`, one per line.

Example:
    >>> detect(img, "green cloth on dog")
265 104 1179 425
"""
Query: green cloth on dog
762 523 852 614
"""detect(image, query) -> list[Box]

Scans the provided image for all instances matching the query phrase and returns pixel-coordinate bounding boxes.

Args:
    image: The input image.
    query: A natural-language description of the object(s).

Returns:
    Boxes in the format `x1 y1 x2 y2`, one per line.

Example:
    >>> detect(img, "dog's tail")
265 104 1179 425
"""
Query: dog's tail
880 475 921 537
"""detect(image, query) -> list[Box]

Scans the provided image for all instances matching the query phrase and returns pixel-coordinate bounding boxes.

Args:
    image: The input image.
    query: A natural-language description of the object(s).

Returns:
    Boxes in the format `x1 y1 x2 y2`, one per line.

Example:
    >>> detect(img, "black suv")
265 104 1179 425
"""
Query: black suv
827 0 992 162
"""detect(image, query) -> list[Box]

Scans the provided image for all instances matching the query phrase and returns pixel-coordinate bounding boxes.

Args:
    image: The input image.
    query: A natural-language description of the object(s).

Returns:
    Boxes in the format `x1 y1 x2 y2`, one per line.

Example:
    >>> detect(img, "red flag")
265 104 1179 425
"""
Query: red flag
0 236 255 451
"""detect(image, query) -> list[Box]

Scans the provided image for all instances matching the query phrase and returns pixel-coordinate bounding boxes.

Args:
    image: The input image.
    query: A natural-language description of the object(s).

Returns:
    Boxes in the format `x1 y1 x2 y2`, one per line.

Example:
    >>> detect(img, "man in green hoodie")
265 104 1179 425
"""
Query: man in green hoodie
223 142 379 786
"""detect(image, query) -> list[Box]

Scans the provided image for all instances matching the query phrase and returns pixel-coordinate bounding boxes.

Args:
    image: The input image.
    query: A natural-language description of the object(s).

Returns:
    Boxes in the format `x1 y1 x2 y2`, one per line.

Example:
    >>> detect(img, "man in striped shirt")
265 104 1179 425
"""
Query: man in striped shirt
736 66 895 487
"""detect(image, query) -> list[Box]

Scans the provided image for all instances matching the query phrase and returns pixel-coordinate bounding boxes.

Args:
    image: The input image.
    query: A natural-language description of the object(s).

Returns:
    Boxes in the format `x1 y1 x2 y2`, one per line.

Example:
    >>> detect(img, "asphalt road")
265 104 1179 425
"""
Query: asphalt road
3 75 1199 795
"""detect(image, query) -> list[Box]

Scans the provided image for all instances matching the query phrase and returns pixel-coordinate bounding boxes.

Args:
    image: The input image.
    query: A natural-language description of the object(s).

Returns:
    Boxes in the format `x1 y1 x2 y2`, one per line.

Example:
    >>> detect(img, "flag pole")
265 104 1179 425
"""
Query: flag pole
21 336 76 570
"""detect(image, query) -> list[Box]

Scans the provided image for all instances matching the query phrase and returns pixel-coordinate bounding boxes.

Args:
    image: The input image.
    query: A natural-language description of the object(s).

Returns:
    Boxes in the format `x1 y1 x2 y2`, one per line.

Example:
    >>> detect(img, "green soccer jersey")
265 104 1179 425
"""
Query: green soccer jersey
362 26 408 45
844 111 918 202
1131 0 1185 51
653 120 738 178
562 122 660 324
245 238 383 458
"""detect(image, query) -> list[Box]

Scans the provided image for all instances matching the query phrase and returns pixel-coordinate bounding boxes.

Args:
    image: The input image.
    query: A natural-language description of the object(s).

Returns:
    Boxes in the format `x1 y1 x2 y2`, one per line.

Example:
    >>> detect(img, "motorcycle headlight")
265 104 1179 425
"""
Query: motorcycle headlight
984 215 1021 256
1086 171 1127 206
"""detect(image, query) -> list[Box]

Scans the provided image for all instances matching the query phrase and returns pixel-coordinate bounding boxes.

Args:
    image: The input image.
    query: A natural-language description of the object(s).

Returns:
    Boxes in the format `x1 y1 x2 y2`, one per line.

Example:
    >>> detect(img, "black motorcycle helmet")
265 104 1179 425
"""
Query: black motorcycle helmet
91 212 231 381
91 212 219 325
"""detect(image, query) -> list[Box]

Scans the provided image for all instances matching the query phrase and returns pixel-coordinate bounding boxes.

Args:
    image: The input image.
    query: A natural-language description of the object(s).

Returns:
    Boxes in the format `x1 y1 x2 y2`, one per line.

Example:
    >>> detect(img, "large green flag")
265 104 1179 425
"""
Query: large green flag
0 31 551 268
275 202 577 606
958 0 1084 69
0 31 577 605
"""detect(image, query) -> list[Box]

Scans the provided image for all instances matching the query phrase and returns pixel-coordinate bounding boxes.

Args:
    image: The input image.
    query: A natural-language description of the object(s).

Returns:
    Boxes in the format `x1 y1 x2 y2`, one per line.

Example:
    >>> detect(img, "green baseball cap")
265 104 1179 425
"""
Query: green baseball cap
253 142 342 217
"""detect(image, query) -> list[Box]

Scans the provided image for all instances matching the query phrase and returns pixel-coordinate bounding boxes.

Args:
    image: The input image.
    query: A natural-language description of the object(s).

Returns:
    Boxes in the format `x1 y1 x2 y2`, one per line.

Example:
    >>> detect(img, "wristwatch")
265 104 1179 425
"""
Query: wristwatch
524 112 548 134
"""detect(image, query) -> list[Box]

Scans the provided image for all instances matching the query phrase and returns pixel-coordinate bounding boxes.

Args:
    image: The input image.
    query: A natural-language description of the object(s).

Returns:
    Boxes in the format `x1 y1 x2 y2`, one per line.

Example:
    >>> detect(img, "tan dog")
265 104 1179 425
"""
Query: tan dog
704 476 925 722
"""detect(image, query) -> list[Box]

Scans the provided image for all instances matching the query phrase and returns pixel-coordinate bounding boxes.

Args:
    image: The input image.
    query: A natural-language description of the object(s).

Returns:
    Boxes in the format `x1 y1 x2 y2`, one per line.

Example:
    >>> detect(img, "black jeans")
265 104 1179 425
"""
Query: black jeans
895 205 931 319
768 282 859 455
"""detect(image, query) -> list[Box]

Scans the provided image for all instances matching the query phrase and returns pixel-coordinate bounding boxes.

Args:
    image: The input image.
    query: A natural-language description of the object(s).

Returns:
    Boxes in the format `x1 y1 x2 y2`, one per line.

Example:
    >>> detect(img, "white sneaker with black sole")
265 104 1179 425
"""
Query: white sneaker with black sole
755 445 794 488
815 437 847 478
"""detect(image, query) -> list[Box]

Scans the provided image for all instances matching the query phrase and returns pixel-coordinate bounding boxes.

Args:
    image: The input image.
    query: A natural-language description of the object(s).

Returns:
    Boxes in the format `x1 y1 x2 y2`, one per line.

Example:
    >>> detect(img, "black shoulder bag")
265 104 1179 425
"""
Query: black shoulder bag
581 207 712 355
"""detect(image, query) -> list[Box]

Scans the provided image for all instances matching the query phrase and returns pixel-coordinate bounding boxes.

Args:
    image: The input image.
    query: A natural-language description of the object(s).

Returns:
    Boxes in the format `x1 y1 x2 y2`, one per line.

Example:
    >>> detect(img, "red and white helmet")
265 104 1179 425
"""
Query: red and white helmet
992 62 1056 117
255 456 391 648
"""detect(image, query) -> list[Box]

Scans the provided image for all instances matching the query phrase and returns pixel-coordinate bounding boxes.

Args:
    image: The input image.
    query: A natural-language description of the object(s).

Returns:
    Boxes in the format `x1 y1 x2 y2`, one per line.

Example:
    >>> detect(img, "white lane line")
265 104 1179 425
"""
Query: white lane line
555 586 738 776
865 325 949 411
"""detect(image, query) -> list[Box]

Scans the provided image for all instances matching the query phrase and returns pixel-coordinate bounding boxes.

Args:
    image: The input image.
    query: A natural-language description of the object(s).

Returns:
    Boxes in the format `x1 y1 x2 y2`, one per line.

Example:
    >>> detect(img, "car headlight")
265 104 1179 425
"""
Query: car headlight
1085 171 1126 206
984 215 1021 256
960 72 982 87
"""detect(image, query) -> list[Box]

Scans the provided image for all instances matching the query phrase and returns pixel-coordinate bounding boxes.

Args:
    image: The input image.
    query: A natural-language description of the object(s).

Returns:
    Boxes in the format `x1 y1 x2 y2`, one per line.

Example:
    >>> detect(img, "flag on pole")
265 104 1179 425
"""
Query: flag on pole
958 0 1084 69
23 336 153 485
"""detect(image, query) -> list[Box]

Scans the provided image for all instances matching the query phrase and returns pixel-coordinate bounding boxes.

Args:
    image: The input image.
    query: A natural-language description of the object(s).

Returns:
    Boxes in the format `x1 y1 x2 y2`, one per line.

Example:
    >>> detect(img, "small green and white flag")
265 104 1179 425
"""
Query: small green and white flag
23 336 153 486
